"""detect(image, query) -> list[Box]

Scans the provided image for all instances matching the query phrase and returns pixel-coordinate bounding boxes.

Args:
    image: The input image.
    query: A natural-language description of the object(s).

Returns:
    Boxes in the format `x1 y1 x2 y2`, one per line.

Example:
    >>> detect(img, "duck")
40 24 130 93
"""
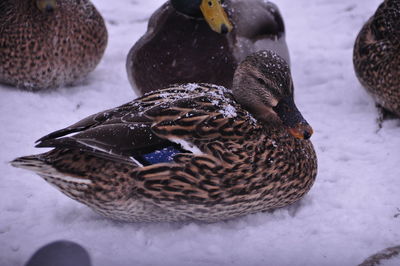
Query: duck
126 0 290 96
0 0 108 91
359 245 400 266
353 0 400 117
12 50 317 223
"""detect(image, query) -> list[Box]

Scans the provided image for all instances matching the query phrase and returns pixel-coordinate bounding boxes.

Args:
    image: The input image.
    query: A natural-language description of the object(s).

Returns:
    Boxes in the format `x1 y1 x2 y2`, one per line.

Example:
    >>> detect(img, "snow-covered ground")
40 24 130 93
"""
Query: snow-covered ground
1 0 399 265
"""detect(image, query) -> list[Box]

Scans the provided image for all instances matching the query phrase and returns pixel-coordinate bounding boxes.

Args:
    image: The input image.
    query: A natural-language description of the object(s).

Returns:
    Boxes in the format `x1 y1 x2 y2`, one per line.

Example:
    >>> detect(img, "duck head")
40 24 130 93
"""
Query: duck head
232 50 313 140
170 0 233 34
35 0 58 12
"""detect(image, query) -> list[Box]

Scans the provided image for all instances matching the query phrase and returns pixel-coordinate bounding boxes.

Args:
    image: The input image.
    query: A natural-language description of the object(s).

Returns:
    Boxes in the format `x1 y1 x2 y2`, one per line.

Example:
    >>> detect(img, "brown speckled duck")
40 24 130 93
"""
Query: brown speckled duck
12 51 317 223
353 0 400 117
126 0 290 95
0 0 108 91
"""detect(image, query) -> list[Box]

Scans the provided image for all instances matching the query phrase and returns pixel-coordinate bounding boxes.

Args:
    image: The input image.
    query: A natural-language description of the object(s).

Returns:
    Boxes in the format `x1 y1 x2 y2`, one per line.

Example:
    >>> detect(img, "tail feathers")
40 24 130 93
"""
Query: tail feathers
11 155 45 171
11 155 92 199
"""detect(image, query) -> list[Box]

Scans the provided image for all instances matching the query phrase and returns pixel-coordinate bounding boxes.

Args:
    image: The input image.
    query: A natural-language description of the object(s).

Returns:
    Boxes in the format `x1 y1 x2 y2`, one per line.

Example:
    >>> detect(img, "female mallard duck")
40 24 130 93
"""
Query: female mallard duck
12 51 317 222
0 0 108 91
126 0 290 95
353 0 400 117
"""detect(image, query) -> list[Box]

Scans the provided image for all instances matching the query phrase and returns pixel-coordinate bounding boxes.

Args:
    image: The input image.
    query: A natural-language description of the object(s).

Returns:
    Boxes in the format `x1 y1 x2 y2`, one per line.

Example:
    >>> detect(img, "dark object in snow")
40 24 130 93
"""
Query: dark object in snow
353 0 400 117
25 240 91 266
126 0 290 95
358 245 400 266
0 0 108 91
12 51 317 223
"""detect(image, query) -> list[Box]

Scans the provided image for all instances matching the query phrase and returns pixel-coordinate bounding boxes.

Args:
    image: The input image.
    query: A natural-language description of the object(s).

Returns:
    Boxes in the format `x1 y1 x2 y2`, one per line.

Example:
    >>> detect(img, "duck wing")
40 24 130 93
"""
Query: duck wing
141 84 258 141
36 84 258 165
35 100 169 164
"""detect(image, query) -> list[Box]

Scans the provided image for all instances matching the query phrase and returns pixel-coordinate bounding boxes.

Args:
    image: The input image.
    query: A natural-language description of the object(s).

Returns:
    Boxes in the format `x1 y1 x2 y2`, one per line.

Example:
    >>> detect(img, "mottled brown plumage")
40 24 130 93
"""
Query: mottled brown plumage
353 0 400 116
12 51 317 222
358 245 400 266
0 0 108 91
126 0 290 95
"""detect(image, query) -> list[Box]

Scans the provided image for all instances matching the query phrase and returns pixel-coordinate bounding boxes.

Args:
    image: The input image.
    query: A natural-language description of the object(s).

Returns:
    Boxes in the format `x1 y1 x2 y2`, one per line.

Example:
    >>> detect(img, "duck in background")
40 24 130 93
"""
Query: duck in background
353 0 400 120
12 50 317 223
0 0 108 91
126 0 290 95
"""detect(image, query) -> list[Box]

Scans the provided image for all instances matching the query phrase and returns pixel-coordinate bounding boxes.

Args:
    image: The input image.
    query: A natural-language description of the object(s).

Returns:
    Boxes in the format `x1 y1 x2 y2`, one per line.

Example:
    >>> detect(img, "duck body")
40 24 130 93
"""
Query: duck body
12 84 316 222
126 0 290 95
0 0 108 91
353 0 400 116
12 51 317 223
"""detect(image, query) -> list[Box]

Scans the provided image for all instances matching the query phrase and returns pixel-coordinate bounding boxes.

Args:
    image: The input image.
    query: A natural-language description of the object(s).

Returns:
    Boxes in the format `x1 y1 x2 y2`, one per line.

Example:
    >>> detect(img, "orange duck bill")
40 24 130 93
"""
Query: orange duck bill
273 96 313 140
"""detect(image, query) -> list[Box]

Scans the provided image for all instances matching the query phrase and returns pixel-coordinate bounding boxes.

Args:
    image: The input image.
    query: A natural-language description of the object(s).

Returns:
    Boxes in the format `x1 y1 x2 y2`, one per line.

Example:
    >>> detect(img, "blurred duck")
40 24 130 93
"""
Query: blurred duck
126 0 290 95
353 0 400 118
0 0 108 91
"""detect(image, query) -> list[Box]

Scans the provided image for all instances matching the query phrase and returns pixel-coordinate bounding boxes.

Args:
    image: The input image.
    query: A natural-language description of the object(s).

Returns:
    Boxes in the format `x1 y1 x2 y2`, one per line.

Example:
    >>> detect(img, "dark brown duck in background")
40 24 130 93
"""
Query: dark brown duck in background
353 0 400 118
0 0 108 91
126 0 290 95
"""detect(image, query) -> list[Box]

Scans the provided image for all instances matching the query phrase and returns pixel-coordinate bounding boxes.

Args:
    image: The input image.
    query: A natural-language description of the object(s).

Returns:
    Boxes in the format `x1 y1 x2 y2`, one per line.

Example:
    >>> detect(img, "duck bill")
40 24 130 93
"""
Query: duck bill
200 0 233 34
273 96 314 140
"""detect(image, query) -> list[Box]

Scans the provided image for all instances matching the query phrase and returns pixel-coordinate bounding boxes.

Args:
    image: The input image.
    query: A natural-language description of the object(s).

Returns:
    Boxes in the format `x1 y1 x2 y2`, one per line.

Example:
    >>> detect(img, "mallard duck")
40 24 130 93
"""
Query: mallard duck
12 51 317 222
353 0 400 117
126 0 290 95
0 0 108 91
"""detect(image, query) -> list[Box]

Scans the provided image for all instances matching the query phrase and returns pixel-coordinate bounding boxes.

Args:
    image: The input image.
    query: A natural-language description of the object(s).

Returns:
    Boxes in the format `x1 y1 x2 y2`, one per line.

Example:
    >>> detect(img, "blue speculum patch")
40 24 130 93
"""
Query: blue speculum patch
142 146 182 164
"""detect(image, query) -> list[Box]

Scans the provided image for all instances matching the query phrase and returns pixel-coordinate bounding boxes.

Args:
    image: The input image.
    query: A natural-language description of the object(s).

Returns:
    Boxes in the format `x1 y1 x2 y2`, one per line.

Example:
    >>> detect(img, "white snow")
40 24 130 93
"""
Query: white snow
1 0 400 265
219 104 237 118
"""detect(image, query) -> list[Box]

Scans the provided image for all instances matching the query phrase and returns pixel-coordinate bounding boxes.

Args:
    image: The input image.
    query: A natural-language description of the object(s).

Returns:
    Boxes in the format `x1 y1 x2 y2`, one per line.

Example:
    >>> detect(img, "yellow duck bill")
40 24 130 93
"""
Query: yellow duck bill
200 0 233 34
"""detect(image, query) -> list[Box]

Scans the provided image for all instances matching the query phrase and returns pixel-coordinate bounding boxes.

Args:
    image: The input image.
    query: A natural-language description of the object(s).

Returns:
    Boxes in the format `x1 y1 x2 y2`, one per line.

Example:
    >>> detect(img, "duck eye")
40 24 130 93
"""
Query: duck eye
208 1 213 7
